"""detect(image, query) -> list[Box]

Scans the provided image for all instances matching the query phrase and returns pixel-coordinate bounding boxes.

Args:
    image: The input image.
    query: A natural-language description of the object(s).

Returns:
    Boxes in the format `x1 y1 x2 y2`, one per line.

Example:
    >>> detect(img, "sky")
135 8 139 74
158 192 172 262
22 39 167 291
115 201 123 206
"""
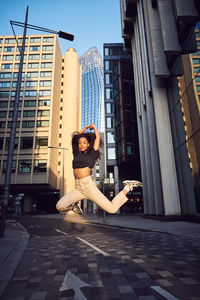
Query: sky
0 0 123 58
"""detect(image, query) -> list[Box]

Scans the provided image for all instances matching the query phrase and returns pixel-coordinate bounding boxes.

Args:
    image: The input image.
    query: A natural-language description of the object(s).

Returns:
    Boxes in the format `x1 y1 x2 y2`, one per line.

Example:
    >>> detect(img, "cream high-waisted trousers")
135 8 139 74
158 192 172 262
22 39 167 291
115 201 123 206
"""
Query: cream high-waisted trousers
56 176 128 214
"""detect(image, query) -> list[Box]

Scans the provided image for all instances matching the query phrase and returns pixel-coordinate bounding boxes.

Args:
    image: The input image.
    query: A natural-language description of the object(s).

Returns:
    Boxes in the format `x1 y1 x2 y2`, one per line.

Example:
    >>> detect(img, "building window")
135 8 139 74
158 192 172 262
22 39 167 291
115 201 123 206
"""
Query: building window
105 88 113 99
15 54 27 60
106 103 113 113
37 110 50 116
107 132 115 143
39 90 51 96
27 72 38 78
11 91 23 97
0 101 8 108
25 90 37 97
30 37 41 43
22 121 35 128
41 62 52 68
192 58 200 64
4 47 15 52
18 160 32 173
105 60 110 71
23 110 35 117
35 137 48 148
3 160 16 173
25 81 38 87
195 76 200 82
3 55 14 61
8 121 20 128
0 72 12 79
0 82 10 88
0 91 10 98
38 99 50 106
1 64 13 69
39 80 51 87
42 45 54 51
14 63 26 69
37 120 49 127
29 46 40 51
12 81 24 88
24 100 36 107
5 137 18 150
43 37 54 43
196 86 200 92
0 121 6 128
13 72 25 78
34 160 47 173
40 71 52 77
8 111 21 118
28 63 39 69
28 54 40 60
5 38 15 44
20 137 33 149
106 117 113 128
105 74 111 84
10 101 22 107
104 48 109 56
107 148 116 159
0 137 3 149
41 53 53 59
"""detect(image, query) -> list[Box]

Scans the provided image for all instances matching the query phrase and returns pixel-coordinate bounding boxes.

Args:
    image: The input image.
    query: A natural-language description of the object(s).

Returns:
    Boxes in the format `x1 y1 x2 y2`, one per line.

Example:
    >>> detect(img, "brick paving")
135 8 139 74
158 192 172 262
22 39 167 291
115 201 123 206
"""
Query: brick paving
1 229 200 300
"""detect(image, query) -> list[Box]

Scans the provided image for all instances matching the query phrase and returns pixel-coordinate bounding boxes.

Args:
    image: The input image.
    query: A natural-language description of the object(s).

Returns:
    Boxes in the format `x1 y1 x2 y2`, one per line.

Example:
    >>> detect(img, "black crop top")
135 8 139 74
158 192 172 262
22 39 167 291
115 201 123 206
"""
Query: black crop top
72 148 98 169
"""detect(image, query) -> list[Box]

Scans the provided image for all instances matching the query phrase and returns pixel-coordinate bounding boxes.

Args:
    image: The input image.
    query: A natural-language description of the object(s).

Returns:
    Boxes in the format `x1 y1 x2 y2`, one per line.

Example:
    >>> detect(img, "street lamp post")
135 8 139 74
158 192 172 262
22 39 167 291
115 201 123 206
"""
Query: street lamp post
0 6 74 237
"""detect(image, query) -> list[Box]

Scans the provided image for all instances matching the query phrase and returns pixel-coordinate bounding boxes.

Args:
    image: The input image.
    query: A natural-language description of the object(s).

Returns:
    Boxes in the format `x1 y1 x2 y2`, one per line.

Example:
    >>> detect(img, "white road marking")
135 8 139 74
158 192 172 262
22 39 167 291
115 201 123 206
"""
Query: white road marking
54 228 110 256
55 228 69 235
151 286 179 300
59 270 89 300
76 236 110 257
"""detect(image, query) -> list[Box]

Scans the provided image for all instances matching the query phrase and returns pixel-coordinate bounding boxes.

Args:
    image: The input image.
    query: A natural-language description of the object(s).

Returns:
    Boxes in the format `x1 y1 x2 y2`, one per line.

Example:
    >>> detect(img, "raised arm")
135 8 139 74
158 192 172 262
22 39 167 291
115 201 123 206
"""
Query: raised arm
89 123 100 150
79 125 90 134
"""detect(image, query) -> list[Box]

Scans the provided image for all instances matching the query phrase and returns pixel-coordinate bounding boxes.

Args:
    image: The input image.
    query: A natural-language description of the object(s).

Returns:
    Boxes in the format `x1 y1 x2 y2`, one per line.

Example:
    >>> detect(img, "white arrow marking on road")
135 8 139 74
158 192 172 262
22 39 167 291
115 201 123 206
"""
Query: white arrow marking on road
59 270 89 300
151 286 179 300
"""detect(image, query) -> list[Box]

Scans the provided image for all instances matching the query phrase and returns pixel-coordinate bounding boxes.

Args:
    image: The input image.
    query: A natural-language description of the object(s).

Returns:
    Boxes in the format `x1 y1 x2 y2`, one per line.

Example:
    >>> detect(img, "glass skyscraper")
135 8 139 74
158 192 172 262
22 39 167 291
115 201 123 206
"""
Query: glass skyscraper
79 47 104 132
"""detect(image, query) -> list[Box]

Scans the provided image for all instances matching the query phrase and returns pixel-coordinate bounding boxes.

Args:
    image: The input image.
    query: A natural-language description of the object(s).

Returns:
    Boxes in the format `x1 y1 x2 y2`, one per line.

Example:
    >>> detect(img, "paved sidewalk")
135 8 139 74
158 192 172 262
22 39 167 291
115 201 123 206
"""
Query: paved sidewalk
0 213 200 297
0 220 29 297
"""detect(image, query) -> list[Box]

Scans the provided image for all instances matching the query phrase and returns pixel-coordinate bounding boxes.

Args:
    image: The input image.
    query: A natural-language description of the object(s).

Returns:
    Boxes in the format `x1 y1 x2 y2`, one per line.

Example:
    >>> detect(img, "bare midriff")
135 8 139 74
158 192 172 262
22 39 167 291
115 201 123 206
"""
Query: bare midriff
74 167 91 179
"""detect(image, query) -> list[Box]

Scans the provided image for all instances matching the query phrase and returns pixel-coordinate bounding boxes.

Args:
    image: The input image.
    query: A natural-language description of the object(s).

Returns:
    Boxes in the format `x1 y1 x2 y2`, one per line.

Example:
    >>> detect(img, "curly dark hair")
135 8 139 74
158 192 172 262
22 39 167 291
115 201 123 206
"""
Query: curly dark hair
71 131 103 160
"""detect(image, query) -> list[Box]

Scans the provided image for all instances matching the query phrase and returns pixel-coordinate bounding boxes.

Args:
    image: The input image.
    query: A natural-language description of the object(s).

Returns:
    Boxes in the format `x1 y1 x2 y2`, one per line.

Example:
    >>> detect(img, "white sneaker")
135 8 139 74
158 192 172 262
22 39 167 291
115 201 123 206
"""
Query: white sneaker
123 180 143 191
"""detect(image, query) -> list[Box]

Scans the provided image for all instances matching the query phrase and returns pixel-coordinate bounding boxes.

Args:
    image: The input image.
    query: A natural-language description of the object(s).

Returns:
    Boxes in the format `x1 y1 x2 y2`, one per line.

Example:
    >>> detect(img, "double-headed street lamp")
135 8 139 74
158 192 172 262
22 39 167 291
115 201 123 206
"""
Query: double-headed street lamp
0 6 74 237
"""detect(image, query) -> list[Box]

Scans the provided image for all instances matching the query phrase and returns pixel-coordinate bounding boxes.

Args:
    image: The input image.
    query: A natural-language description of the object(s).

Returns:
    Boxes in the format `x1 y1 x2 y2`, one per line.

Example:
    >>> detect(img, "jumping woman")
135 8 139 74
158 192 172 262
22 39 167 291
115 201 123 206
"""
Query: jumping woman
56 123 142 214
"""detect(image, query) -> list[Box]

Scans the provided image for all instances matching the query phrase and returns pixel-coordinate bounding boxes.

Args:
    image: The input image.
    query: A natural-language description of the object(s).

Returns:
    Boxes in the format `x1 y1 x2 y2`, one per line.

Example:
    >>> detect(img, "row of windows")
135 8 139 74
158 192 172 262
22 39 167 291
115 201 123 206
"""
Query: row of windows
0 90 51 97
0 71 52 78
0 52 53 61
1 62 53 69
0 136 48 150
0 99 50 108
0 37 54 44
0 80 52 88
0 120 49 128
0 159 47 174
0 110 50 118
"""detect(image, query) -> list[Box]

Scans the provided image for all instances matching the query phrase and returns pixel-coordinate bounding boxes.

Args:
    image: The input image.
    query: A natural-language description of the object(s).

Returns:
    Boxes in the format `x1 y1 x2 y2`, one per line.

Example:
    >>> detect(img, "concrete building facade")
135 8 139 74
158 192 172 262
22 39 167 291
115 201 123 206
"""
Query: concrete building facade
0 35 81 213
178 26 200 212
120 0 200 216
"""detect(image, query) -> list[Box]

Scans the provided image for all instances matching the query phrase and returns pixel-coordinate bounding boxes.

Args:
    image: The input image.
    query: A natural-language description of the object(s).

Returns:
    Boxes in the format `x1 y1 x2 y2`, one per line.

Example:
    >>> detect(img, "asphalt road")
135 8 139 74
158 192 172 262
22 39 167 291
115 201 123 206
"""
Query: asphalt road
2 216 200 300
